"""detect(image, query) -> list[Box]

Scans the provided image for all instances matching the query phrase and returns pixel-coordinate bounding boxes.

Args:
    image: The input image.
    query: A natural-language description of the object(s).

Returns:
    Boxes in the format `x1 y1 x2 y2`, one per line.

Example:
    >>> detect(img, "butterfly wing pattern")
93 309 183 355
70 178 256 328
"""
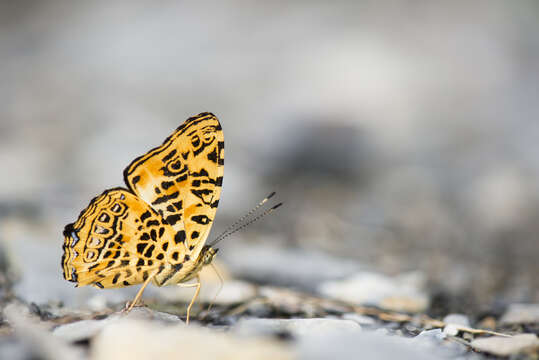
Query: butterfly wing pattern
62 112 224 290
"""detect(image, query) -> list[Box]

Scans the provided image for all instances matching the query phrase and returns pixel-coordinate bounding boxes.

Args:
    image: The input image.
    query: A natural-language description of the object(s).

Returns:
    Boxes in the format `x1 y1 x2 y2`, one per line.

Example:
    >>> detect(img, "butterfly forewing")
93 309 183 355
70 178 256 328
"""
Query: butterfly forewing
62 188 186 288
123 113 224 256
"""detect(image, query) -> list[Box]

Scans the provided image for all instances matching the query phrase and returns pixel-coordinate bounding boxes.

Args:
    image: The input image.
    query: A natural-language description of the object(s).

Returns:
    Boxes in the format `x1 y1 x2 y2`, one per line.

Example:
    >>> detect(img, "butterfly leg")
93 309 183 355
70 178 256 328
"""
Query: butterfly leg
177 274 201 325
125 270 157 313
199 262 223 322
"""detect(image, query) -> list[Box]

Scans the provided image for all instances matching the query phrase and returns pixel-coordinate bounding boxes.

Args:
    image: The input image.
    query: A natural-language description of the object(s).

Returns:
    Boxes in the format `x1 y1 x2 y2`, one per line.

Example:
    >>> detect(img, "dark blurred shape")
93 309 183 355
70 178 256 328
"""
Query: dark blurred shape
268 116 373 187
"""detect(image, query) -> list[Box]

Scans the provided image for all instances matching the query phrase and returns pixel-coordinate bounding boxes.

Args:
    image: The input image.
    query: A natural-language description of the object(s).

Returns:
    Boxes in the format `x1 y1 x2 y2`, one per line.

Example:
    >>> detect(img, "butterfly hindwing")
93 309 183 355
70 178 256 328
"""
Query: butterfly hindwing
62 188 185 288
123 112 224 256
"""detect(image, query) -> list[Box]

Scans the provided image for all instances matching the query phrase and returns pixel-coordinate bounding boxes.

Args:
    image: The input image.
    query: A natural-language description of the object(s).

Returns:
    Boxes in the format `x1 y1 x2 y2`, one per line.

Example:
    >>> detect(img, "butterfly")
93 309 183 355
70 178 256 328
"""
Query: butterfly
62 112 225 323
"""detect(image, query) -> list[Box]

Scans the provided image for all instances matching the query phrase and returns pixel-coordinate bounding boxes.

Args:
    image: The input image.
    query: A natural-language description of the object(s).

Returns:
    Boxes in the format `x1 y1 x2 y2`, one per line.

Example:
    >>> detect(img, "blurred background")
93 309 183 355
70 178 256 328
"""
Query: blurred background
0 1 538 315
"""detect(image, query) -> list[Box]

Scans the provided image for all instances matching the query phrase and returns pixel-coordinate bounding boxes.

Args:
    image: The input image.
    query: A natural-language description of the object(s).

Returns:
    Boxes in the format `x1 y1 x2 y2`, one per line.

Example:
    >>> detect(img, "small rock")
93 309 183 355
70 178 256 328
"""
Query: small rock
92 319 293 360
413 329 468 358
442 313 470 336
500 303 539 325
318 271 429 313
53 318 114 343
443 313 470 327
471 334 539 356
415 329 446 341
234 318 361 338
442 324 459 336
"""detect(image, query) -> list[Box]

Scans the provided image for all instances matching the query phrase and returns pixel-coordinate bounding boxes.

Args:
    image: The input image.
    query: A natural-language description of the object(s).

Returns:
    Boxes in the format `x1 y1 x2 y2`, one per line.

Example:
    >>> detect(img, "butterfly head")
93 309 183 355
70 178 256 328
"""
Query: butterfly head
201 245 218 266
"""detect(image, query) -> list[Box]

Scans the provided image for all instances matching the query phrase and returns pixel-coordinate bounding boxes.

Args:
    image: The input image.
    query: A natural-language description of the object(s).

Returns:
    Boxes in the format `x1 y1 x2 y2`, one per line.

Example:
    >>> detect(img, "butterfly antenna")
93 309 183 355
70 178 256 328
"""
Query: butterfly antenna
209 202 282 246
210 192 276 244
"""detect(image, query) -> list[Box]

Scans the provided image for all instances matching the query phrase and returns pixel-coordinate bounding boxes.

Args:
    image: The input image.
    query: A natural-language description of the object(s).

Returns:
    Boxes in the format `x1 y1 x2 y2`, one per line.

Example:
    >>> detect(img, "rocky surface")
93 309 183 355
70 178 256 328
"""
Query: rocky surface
1 279 538 360
0 230 537 359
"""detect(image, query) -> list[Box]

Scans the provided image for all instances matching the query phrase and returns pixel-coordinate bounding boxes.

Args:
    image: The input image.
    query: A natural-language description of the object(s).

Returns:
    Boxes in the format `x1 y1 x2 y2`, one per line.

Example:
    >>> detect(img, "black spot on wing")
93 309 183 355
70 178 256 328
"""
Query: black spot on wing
161 181 174 190
137 243 146 254
140 211 152 222
191 215 211 225
191 169 209 178
207 147 218 163
215 176 223 186
191 189 212 202
144 244 155 257
176 173 188 183
174 230 186 244
165 214 182 225
152 191 179 205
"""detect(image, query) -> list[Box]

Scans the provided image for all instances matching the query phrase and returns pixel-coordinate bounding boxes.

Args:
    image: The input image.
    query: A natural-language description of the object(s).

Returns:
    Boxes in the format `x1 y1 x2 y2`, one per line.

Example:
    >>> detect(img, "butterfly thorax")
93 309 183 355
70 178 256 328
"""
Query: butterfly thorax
152 245 218 287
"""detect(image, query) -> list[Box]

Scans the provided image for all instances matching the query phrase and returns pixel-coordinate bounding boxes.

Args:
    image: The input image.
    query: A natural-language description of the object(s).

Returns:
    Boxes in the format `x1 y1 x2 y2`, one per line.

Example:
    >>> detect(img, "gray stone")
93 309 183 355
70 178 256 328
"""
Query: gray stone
234 318 361 338
415 328 446 341
413 329 469 357
471 334 539 356
318 271 429 313
92 319 293 360
500 303 539 324
53 318 115 343
298 330 446 360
